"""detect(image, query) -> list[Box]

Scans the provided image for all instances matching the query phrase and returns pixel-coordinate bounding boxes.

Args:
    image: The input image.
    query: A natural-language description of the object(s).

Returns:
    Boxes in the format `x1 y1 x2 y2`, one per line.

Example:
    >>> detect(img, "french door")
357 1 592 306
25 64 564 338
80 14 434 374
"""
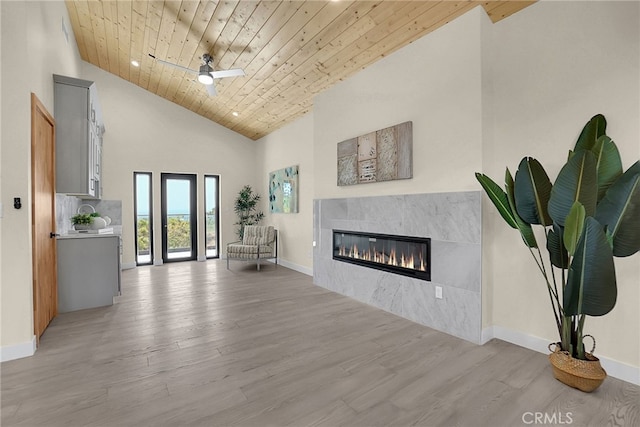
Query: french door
161 173 197 262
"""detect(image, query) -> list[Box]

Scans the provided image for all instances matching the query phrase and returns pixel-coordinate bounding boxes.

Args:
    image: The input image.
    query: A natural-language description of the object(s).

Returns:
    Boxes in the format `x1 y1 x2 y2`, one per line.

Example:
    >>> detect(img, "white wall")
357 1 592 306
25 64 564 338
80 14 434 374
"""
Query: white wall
1 0 83 354
256 112 314 274
80 63 257 266
485 0 640 370
314 6 485 199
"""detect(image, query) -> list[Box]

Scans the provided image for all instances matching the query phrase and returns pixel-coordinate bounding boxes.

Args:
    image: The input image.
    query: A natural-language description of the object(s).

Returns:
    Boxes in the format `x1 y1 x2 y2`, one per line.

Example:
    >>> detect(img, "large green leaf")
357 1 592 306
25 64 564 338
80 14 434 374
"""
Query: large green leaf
514 157 553 226
548 150 598 226
564 217 617 316
475 172 517 229
574 114 607 152
563 201 585 256
505 168 537 248
547 223 569 269
591 135 623 201
595 161 640 257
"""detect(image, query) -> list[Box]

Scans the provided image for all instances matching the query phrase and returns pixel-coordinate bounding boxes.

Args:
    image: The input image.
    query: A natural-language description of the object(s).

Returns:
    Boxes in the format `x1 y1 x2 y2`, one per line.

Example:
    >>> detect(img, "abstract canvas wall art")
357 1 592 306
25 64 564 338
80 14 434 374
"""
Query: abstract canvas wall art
269 165 299 213
337 121 413 186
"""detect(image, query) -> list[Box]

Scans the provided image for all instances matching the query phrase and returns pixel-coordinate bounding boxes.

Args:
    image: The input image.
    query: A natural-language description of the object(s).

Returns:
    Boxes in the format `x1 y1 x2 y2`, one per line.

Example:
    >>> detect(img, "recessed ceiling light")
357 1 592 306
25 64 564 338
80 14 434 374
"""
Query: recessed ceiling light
131 60 140 67
232 112 239 117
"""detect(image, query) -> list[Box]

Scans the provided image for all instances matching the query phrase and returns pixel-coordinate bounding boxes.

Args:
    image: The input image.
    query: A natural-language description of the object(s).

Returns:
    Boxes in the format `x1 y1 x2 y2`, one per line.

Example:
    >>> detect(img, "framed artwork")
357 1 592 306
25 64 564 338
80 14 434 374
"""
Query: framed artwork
337 121 413 186
269 165 299 213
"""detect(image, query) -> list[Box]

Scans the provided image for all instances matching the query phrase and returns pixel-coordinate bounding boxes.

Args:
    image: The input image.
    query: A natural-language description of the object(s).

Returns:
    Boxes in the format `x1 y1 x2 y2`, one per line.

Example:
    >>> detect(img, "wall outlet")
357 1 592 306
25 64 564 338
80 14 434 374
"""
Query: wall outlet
435 286 443 299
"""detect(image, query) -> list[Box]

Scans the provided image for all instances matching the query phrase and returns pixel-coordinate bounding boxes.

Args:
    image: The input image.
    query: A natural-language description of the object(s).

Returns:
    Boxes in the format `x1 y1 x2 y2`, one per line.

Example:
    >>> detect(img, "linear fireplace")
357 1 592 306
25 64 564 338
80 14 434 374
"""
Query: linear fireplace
333 230 431 281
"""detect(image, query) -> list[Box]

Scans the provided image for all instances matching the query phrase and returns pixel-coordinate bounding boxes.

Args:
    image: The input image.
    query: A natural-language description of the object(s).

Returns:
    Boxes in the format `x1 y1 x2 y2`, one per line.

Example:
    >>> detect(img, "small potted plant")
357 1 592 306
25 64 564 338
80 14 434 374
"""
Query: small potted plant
475 114 639 392
71 213 94 230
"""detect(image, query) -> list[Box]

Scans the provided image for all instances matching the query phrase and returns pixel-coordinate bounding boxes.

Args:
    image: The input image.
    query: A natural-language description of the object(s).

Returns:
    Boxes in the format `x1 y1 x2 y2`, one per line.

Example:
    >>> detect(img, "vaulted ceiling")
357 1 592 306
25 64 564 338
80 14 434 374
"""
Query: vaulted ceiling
65 1 535 140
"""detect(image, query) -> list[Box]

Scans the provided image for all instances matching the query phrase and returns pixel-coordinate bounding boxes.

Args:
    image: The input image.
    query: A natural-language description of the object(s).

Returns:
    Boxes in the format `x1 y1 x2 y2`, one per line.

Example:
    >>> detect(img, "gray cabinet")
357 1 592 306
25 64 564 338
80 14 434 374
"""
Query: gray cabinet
57 236 121 313
53 74 105 199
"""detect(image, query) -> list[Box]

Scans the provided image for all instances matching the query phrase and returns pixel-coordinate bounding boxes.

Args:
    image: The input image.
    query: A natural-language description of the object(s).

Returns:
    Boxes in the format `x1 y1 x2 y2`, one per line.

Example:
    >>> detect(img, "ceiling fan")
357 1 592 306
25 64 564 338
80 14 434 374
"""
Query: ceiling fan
148 53 245 96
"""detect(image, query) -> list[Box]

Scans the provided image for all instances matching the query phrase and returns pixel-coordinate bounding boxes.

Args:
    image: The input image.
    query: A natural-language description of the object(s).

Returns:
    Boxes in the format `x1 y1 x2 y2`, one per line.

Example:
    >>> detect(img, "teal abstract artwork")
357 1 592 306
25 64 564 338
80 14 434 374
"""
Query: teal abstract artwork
269 165 299 213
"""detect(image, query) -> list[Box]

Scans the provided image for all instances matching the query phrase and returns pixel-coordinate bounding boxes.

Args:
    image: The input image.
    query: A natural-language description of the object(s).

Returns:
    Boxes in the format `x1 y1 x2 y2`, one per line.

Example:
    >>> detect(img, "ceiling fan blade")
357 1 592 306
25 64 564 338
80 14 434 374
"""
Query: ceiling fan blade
149 54 197 74
205 83 217 97
211 68 245 79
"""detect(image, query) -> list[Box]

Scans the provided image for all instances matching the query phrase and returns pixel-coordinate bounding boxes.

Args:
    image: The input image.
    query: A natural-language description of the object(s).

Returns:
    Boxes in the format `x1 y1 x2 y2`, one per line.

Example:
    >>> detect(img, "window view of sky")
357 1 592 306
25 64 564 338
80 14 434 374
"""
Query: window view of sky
136 175 218 216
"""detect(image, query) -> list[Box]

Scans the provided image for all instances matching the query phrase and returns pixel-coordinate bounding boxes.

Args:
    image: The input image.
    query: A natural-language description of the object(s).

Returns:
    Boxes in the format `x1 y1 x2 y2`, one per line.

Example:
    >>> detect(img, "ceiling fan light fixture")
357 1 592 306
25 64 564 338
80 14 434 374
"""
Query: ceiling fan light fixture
198 64 214 85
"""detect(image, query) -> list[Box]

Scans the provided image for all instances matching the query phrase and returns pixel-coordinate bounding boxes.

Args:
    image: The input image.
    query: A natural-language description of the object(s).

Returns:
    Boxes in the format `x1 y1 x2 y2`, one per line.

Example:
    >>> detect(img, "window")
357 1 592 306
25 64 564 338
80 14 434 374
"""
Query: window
134 172 153 265
205 175 220 258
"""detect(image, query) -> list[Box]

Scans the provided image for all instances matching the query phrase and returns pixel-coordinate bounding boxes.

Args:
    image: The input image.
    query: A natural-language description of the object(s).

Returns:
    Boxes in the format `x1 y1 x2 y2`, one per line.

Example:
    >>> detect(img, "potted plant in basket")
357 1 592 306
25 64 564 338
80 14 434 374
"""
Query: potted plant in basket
234 185 265 240
476 114 640 392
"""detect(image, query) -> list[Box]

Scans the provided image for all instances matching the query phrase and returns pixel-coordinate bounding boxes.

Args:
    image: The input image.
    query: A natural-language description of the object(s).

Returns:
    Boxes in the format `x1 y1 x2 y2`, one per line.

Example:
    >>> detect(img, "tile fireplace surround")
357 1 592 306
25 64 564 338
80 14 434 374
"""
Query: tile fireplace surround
313 191 481 343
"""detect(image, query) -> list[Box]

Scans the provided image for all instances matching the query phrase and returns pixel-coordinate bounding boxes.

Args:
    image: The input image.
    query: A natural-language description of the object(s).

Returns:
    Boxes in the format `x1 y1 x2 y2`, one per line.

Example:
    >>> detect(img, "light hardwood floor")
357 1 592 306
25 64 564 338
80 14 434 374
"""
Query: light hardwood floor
2 260 638 426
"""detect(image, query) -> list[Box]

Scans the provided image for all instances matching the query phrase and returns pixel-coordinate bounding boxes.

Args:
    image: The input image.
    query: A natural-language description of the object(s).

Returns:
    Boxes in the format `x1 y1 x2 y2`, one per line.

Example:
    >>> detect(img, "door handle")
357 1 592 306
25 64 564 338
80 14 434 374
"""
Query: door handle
50 232 60 239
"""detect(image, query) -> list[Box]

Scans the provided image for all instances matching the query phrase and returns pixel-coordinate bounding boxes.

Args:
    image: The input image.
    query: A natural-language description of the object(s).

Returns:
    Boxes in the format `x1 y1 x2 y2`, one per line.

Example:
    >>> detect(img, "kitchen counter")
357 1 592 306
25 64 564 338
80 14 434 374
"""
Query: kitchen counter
58 225 122 239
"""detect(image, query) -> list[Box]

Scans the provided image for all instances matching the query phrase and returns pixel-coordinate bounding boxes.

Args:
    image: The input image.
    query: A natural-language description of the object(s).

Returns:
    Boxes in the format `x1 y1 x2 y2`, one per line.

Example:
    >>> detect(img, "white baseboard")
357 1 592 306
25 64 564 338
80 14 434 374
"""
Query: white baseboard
153 258 163 266
482 325 640 386
1 335 36 362
197 255 206 262
121 262 136 270
221 255 313 276
277 258 313 276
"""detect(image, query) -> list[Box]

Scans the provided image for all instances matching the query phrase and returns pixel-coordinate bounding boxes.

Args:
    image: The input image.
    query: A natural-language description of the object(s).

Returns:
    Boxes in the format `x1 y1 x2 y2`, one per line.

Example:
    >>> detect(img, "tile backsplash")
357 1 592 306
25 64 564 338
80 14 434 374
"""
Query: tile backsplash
56 195 122 234
56 194 81 235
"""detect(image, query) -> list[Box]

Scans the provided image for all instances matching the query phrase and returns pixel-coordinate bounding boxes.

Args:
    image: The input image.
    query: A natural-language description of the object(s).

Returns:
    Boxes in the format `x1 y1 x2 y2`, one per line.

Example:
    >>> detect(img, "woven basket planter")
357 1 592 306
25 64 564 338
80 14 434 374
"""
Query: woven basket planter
548 342 606 392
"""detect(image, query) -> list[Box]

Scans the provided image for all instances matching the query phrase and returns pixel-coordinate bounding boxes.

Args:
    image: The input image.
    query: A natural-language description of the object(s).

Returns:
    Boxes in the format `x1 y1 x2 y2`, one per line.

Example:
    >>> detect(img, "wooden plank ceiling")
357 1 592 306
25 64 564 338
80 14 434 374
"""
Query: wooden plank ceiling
65 0 535 140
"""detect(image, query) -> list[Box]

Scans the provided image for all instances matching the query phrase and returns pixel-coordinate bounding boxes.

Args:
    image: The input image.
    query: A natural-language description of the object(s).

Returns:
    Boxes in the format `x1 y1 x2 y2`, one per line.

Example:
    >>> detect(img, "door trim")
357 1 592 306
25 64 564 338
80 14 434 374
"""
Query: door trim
204 174 220 259
161 173 197 262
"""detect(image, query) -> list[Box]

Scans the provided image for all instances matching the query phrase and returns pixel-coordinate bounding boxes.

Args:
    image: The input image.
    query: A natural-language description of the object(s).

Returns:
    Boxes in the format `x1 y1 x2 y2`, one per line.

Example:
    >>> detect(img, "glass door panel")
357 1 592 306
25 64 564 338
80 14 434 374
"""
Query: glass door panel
134 172 152 265
205 175 220 258
161 173 197 262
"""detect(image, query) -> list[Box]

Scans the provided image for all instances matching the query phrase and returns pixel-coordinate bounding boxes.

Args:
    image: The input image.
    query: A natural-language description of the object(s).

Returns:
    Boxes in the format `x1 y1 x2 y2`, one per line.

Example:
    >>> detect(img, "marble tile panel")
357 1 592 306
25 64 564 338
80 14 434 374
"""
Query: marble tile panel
370 274 405 314
430 240 481 292
313 200 320 242
313 256 337 288
319 198 349 229
328 219 359 233
348 195 405 226
85 200 123 225
404 191 481 243
56 194 81 234
317 228 334 253
402 281 481 343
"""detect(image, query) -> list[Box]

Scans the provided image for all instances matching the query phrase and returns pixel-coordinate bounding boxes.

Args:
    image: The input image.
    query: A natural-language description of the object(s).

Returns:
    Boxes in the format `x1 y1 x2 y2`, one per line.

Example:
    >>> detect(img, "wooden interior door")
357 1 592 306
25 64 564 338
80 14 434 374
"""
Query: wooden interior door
31 93 57 341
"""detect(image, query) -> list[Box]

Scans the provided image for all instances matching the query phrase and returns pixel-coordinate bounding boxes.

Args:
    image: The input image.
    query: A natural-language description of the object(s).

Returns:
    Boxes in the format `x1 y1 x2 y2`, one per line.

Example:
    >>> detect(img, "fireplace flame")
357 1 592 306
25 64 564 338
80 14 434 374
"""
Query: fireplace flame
338 244 426 272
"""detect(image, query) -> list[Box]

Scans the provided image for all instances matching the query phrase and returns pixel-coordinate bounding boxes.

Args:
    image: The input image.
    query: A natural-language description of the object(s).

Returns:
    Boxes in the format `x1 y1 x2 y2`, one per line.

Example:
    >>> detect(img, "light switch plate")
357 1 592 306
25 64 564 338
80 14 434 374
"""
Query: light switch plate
435 286 443 299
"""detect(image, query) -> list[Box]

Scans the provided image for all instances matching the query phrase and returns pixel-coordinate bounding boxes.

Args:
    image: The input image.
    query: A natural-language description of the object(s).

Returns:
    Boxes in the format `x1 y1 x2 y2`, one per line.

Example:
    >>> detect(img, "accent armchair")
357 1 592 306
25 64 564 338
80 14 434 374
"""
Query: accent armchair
226 225 278 271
